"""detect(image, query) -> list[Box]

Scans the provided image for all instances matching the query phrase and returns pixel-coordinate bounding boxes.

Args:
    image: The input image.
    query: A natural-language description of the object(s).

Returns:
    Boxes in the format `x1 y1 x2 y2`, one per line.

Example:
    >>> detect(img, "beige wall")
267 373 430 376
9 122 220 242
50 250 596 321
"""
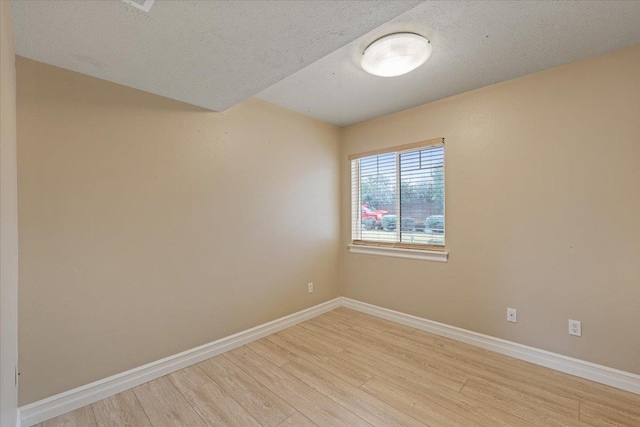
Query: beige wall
1 0 19 425
17 58 341 404
341 44 640 375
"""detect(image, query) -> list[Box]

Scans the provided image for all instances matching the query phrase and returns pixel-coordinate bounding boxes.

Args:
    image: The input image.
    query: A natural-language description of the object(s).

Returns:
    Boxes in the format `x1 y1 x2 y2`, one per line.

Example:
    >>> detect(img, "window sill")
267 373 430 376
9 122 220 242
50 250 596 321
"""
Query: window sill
348 244 448 262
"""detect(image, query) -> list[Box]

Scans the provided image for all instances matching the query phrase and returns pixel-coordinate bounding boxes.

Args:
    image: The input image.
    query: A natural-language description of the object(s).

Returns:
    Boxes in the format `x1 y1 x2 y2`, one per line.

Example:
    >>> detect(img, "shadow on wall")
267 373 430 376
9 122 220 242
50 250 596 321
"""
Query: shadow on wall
18 57 213 113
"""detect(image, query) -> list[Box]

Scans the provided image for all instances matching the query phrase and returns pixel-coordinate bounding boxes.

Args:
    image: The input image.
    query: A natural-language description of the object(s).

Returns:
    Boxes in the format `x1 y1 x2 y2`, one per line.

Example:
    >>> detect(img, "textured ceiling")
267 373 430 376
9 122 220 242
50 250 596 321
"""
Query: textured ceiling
11 0 420 111
258 1 640 126
12 1 640 126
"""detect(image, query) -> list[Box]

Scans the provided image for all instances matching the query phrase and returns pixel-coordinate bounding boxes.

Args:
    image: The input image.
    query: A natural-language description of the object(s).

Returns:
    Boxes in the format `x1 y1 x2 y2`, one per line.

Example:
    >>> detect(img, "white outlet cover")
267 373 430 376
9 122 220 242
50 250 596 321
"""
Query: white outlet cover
307 283 313 293
507 308 517 323
569 319 582 337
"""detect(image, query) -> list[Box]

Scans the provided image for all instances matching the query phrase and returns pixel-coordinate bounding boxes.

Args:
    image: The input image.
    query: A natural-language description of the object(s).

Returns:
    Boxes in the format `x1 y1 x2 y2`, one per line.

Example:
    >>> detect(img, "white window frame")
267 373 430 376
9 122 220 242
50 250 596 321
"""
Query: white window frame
348 138 448 262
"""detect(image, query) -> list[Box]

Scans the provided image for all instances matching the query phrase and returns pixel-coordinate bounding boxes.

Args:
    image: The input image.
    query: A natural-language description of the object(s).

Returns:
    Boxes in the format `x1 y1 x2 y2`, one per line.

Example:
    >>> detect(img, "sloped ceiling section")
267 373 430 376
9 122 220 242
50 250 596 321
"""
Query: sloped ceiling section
258 0 640 126
12 0 421 111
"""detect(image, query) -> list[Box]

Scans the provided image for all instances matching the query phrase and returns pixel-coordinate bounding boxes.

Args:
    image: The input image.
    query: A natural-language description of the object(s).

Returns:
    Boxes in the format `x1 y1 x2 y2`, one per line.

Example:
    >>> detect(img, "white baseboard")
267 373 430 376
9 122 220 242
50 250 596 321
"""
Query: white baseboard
19 298 341 427
342 297 640 395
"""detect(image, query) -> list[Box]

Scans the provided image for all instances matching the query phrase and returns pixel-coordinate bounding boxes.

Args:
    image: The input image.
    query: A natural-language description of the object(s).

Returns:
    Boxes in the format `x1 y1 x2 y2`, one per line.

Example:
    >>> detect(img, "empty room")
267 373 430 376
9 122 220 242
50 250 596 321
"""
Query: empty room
1 1 640 426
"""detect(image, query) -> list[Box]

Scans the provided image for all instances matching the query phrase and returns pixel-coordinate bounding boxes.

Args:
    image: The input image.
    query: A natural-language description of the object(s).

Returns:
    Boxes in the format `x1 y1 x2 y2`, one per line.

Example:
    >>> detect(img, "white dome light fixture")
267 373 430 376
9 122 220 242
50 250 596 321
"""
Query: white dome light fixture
361 33 432 77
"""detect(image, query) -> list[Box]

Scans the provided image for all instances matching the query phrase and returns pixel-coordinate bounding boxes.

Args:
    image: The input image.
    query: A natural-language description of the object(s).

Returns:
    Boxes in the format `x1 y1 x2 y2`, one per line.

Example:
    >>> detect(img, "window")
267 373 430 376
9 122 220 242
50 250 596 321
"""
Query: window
350 138 445 251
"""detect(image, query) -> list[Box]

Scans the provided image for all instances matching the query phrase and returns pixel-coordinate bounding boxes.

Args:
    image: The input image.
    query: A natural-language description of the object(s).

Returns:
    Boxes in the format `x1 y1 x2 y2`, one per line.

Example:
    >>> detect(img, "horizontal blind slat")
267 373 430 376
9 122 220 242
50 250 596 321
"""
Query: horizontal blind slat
348 137 444 161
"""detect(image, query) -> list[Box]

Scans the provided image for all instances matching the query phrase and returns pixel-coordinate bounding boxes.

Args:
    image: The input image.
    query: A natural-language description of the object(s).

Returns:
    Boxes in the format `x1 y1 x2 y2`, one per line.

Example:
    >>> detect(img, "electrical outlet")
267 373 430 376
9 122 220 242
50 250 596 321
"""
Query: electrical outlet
308 282 313 293
569 319 582 337
507 308 517 323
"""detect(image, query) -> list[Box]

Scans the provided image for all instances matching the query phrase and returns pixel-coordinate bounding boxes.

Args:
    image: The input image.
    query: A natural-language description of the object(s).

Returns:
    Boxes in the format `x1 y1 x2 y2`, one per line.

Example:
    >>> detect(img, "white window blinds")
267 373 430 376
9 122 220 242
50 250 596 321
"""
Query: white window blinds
350 138 445 250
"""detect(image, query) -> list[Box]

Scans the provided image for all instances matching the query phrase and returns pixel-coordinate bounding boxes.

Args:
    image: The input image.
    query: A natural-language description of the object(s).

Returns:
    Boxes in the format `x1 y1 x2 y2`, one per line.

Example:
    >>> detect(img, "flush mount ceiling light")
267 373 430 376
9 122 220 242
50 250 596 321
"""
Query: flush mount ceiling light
361 33 432 77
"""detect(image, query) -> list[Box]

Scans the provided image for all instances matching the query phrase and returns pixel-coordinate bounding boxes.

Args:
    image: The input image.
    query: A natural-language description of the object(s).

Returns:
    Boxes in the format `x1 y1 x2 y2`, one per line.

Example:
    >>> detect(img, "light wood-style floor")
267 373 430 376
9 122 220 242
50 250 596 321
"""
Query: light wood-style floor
38 307 640 427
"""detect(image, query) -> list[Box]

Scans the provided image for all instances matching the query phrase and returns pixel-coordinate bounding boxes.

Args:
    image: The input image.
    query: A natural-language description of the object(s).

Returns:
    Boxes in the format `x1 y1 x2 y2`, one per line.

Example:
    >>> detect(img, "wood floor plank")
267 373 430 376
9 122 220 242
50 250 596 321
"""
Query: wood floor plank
247 337 299 366
360 377 481 427
363 376 541 427
310 311 380 335
278 412 318 426
268 325 374 387
347 308 574 394
383 327 588 417
335 307 399 332
282 324 345 353
42 405 97 427
382 322 421 336
198 354 296 427
306 352 374 388
339 344 469 393
225 346 372 427
92 390 151 427
304 313 353 332
133 376 206 427
255 328 372 387
580 400 640 427
282 357 428 427
183 381 263 427
337 333 469 392
268 330 333 359
574 386 640 420
388 324 640 417
459 375 578 420
348 324 581 417
460 379 591 427
264 330 375 387
298 319 361 349
323 309 389 333
168 365 212 395
380 328 583 418
341 346 540 427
